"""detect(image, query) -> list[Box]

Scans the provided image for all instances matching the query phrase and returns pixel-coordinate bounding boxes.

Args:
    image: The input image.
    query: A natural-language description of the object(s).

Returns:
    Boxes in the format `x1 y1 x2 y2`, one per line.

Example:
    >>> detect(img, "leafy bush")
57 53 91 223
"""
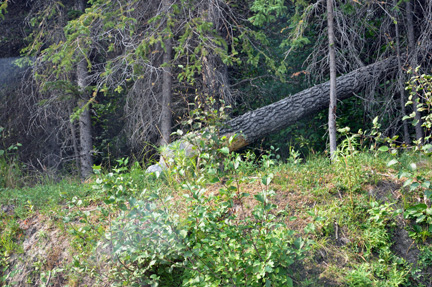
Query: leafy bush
90 136 308 285
179 177 308 286
85 97 309 285
102 173 308 286
405 70 432 144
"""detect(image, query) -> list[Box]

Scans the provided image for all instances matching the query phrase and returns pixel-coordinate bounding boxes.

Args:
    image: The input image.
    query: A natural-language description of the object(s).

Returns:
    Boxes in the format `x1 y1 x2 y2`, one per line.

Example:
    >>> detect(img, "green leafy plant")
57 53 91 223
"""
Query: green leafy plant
405 69 432 144
90 96 309 286
179 167 308 286
387 159 432 242
404 203 432 242
334 127 363 206
0 213 23 284
103 170 308 286
361 201 398 258
0 0 7 20
345 202 409 286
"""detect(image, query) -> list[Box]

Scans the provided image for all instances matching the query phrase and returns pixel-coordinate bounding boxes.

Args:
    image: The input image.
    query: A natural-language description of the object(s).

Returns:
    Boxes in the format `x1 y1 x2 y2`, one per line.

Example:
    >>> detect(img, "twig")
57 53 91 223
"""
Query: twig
45 270 51 286
334 220 339 240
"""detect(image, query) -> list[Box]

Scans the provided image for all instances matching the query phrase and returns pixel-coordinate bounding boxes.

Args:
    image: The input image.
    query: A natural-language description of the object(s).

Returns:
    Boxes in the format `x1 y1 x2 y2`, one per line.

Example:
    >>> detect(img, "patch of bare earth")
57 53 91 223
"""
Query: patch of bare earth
5 212 71 286
4 207 112 287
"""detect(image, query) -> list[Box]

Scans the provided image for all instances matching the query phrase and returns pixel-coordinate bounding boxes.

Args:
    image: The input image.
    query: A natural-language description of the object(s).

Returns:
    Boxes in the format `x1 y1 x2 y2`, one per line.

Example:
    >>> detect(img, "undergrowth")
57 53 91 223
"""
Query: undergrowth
1 103 432 286
1 148 432 286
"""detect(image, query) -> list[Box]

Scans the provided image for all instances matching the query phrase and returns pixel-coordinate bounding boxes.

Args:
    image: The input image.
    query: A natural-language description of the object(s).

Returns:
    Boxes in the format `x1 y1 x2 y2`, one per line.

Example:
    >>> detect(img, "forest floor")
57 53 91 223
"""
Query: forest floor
1 150 432 286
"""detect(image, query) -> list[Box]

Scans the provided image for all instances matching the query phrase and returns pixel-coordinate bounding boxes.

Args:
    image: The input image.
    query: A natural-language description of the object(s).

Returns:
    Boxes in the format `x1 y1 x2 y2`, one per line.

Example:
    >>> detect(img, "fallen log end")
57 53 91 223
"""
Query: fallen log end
225 133 250 152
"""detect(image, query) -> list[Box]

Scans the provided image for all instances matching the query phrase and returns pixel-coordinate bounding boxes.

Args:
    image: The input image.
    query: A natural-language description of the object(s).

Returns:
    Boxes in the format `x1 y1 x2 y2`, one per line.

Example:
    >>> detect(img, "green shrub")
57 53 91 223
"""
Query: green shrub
103 174 308 286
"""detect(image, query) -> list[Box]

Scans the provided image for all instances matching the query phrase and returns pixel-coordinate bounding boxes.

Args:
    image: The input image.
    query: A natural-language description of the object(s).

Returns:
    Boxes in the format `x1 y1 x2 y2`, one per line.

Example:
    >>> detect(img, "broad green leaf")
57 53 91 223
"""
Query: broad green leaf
387 159 399 167
262 174 273 186
179 230 188 238
254 194 265 203
218 147 230 155
378 146 389 152
403 179 413 187
286 277 293 287
416 214 426 223
409 182 420 191
407 203 427 212
422 144 432 153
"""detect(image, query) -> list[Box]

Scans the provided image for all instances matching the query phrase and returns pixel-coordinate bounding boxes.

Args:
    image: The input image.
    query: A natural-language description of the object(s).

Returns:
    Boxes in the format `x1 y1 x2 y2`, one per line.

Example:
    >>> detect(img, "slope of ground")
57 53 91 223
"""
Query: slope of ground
1 150 432 286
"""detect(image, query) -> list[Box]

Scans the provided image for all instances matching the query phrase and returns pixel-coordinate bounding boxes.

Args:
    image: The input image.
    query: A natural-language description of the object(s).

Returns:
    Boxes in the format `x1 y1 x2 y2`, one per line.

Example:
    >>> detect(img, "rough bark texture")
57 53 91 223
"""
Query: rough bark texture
220 56 399 150
159 0 173 146
327 0 337 159
76 0 92 179
77 58 93 179
160 38 173 146
68 105 80 174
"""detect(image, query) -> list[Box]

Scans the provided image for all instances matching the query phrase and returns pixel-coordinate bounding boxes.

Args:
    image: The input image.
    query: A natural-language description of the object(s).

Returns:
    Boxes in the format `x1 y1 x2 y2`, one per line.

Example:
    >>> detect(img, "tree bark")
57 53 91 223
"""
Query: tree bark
76 0 93 179
159 0 173 146
220 56 399 150
77 58 93 179
327 0 337 160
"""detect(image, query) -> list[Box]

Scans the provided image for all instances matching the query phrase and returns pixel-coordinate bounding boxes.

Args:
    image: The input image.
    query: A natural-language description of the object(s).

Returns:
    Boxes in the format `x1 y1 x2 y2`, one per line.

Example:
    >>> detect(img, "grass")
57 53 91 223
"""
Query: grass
0 178 88 218
1 150 432 286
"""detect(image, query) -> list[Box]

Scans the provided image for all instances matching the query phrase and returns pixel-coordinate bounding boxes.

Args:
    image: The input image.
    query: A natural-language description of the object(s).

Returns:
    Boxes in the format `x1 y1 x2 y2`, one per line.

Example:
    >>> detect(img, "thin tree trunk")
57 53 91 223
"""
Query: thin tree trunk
159 0 173 146
327 0 337 160
76 0 93 179
77 58 93 179
202 0 219 97
394 0 411 144
406 0 424 142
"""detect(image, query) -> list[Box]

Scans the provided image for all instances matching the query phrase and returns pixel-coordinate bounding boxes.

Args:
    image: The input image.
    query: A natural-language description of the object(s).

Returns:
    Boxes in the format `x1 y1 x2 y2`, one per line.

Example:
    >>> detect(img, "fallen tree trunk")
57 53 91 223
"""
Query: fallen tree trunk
147 56 398 172
221 56 398 150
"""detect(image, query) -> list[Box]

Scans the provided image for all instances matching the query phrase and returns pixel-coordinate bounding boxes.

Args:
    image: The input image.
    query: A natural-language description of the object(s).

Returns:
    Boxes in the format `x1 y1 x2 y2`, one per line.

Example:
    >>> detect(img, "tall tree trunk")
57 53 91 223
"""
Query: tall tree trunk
77 58 93 179
406 0 424 142
159 0 173 146
394 0 411 144
76 0 93 179
327 0 337 160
